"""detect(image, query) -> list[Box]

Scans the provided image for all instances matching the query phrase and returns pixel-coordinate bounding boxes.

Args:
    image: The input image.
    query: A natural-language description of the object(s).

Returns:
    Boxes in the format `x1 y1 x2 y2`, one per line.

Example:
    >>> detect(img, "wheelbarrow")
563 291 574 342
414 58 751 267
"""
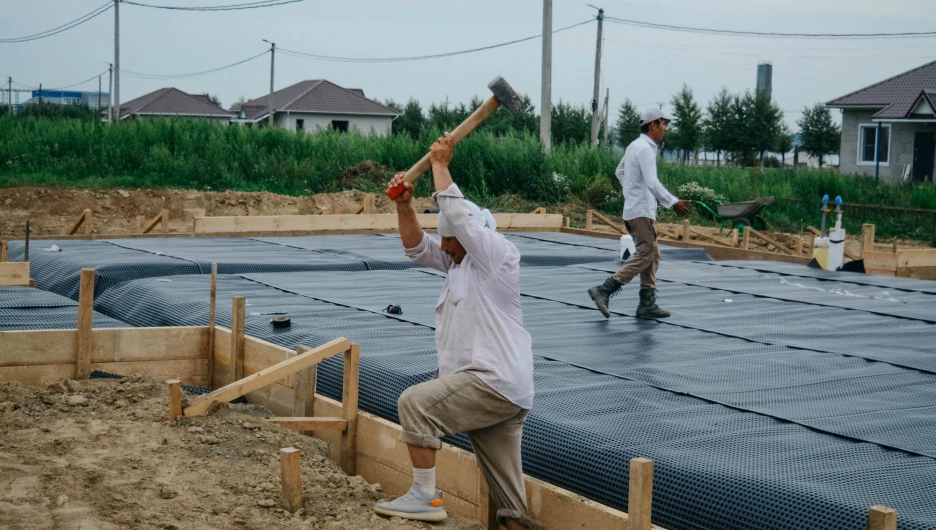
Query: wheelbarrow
692 196 774 235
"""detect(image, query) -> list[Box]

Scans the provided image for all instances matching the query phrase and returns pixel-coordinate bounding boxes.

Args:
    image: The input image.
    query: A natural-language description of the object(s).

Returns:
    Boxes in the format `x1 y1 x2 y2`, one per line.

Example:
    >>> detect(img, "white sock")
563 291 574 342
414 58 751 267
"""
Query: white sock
413 467 436 497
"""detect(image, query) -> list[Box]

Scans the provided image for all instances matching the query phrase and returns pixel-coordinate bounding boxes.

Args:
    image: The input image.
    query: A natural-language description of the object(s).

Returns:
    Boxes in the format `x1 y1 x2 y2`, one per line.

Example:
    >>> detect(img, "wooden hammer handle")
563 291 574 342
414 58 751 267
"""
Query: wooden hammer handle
387 95 503 199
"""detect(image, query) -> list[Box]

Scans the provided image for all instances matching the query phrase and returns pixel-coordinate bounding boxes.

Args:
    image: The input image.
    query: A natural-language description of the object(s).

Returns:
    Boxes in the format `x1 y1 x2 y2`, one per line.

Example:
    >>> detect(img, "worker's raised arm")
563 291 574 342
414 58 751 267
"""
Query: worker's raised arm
637 146 679 209
388 172 452 272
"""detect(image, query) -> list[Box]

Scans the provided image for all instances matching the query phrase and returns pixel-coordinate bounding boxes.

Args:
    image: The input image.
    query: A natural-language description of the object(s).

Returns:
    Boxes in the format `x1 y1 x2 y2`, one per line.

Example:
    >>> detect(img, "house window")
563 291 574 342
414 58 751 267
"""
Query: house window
296 119 304 132
859 124 890 165
331 120 349 133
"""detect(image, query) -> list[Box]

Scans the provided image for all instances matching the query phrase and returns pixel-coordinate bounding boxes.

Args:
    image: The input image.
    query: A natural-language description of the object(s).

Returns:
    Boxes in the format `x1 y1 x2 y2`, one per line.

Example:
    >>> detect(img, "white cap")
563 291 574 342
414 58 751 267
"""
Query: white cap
639 108 674 126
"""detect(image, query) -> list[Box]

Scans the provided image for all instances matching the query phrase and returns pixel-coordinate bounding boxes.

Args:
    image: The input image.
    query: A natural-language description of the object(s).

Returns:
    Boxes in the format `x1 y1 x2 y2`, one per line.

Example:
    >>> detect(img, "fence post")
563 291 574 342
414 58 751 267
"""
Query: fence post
585 210 594 231
862 224 875 257
682 220 691 242
867 505 897 530
628 458 654 530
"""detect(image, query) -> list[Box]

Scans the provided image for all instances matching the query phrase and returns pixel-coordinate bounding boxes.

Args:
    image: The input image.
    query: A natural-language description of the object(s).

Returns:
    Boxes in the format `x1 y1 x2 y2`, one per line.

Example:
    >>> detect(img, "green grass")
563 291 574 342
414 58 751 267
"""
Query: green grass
1 116 934 243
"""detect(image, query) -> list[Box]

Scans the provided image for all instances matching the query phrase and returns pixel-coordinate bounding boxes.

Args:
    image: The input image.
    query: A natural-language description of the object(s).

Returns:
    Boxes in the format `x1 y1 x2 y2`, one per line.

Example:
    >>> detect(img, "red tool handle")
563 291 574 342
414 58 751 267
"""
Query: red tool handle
386 184 405 200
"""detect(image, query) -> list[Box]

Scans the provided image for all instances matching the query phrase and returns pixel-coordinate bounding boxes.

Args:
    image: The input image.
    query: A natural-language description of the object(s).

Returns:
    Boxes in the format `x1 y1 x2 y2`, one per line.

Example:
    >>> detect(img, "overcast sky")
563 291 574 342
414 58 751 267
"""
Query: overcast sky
2 0 935 128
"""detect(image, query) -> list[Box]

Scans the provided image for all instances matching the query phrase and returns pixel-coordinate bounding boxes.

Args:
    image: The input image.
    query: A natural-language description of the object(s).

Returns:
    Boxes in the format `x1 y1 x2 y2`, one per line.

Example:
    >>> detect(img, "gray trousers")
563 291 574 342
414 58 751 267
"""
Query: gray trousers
612 217 660 290
398 372 540 529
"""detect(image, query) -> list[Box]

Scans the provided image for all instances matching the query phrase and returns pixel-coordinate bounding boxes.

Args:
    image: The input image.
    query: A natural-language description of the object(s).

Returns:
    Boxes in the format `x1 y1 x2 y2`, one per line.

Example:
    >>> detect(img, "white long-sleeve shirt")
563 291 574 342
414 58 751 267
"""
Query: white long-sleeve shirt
404 183 534 410
617 134 679 221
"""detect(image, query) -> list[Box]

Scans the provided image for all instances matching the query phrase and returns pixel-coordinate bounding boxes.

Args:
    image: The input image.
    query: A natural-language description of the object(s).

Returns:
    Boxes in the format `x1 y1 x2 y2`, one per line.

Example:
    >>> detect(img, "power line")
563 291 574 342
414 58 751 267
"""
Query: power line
604 15 936 40
0 1 112 44
278 18 595 63
48 70 111 91
122 0 306 11
122 50 268 79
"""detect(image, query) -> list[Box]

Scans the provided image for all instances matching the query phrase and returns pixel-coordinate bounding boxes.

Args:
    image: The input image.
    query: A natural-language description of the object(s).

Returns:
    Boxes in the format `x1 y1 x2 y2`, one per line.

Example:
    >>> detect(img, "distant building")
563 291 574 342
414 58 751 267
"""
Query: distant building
826 60 936 182
22 89 110 109
756 62 772 99
103 87 234 124
233 80 398 135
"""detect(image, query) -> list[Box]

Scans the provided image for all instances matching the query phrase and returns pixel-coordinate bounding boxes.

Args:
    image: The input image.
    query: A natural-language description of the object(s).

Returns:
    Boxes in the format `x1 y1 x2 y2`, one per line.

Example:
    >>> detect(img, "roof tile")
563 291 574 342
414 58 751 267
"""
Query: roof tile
826 60 936 120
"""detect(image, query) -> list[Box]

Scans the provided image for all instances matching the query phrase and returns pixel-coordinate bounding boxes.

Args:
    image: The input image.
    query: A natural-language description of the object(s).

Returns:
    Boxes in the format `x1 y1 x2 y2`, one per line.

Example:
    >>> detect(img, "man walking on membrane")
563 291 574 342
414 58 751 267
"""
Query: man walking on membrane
588 108 690 319
375 133 540 530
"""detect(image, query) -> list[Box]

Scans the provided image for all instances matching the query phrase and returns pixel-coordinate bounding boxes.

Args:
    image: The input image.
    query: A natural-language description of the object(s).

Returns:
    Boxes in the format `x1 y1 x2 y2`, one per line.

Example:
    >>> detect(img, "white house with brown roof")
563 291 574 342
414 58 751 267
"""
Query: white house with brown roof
827 60 936 182
103 87 234 124
233 80 398 135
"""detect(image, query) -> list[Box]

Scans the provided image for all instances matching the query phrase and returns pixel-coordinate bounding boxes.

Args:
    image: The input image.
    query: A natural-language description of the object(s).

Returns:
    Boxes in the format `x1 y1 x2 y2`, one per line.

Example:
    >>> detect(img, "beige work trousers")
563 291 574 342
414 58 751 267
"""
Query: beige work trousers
397 372 540 529
612 217 660 290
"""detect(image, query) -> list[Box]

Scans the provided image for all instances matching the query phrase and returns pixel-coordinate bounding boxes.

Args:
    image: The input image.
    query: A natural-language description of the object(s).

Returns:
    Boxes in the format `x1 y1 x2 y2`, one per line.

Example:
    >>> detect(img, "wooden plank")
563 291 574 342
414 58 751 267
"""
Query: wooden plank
1 240 7 262
293 347 317 417
194 213 562 234
807 225 822 237
183 337 350 417
246 334 297 389
867 505 897 530
564 216 570 228
65 210 91 236
627 457 654 530
207 264 217 389
280 448 303 513
688 227 732 247
729 229 738 248
590 210 627 234
231 296 245 381
0 359 207 388
76 269 94 379
265 417 347 431
341 343 361 476
585 210 594 231
681 220 690 242
167 379 183 421
794 238 803 256
0 262 30 286
897 249 936 268
530 207 546 214
747 228 796 255
160 209 169 234
363 194 376 215
864 251 897 272
862 224 875 257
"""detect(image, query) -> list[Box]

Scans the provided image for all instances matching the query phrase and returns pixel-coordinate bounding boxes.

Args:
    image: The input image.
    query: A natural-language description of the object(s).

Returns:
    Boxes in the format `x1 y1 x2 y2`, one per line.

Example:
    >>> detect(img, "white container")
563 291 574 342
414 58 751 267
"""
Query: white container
620 234 636 261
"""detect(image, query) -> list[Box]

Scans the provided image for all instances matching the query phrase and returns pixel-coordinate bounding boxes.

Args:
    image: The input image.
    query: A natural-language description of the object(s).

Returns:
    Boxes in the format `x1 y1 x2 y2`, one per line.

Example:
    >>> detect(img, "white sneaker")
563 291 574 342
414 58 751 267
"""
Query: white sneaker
373 483 447 522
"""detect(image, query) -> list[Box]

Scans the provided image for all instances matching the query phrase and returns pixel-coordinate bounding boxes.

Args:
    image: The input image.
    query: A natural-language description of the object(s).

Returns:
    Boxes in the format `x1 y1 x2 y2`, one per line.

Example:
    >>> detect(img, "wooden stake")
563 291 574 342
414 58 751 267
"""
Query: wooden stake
265 417 346 431
280 447 302 513
862 224 875 257
84 209 92 235
76 268 94 379
681 220 690 242
729 229 738 248
808 235 815 258
564 216 571 228
207 264 217 389
184 338 350 417
742 229 750 251
627 457 654 530
137 216 145 234
167 379 183 421
363 194 376 215
292 346 317 418
867 505 897 530
231 296 246 381
1 240 7 262
585 210 594 231
795 238 803 256
160 209 169 233
340 343 360 476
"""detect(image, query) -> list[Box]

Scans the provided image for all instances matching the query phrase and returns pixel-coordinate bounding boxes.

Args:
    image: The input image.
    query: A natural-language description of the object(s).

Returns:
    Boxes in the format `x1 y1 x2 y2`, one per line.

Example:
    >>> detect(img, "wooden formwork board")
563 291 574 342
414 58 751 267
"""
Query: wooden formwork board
193 213 563 234
0 262 30 286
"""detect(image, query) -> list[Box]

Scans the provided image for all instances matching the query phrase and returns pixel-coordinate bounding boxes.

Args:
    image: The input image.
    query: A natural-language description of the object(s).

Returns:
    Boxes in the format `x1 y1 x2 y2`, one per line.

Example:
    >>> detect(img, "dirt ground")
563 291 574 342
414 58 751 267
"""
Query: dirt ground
0 377 482 530
0 186 927 258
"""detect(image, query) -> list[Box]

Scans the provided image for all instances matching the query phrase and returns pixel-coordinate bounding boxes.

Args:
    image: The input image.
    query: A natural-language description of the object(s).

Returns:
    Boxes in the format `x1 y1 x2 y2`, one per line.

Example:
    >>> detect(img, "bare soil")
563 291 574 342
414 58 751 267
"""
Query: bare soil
0 377 482 530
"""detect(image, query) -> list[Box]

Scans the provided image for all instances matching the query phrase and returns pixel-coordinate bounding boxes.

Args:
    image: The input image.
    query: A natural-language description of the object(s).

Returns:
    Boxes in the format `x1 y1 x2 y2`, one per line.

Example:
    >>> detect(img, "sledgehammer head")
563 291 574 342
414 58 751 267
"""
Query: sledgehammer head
488 76 522 112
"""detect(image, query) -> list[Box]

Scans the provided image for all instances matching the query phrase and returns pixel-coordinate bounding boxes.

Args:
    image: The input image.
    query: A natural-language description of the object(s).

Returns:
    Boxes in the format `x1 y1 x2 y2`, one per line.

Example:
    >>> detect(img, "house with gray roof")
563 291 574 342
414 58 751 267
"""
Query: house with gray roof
827 60 936 182
103 87 234 124
233 80 398 135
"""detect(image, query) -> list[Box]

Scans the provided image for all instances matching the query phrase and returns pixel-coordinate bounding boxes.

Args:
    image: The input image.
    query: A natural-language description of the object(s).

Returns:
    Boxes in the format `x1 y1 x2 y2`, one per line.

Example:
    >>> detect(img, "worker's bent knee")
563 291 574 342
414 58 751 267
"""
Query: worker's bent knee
397 386 444 450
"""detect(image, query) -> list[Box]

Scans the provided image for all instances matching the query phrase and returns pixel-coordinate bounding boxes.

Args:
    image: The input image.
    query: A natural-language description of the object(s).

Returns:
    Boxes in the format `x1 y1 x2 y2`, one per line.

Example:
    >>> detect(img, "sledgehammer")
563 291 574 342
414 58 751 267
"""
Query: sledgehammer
386 76 522 199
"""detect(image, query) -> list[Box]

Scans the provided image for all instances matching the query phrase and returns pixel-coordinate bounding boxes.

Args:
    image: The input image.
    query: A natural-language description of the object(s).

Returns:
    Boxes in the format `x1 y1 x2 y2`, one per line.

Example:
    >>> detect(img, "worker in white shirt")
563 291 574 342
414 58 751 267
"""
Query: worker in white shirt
374 133 540 530
588 108 690 319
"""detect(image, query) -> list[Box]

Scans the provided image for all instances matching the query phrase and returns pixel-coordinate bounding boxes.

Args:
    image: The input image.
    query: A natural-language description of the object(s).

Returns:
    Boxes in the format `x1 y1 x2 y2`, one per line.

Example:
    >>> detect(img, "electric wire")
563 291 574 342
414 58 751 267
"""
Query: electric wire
0 2 112 43
122 50 268 79
122 0 306 11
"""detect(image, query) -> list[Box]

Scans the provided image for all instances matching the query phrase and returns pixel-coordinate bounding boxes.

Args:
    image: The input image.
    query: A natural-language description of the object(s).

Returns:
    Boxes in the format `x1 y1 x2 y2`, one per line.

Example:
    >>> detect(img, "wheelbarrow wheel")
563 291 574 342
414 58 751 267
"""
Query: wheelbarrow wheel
732 217 751 230
754 215 769 231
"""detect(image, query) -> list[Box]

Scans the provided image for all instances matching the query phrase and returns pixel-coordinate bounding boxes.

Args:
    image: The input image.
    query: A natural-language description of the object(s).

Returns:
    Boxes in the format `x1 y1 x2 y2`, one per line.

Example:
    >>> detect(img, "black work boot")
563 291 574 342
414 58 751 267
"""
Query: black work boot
636 288 671 319
587 277 622 318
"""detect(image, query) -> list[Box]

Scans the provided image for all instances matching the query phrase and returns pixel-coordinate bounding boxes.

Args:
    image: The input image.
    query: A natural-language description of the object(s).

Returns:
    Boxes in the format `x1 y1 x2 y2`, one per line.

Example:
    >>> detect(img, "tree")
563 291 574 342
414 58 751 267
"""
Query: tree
726 90 783 168
207 94 222 108
668 84 703 164
614 98 641 148
391 98 425 139
550 101 591 146
427 100 470 131
480 94 538 137
229 95 247 111
773 122 795 165
797 103 840 167
703 87 733 166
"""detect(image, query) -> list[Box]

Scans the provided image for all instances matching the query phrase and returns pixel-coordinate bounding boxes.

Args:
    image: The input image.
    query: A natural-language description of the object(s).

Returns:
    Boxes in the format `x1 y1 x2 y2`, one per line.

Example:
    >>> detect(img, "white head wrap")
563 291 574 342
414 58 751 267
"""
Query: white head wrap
438 200 497 237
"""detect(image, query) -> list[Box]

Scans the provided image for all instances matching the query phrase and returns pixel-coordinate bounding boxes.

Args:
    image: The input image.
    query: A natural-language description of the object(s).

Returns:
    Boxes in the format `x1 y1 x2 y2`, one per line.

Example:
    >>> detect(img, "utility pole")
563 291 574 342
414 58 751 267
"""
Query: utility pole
602 88 610 148
98 75 102 111
7 77 11 115
589 7 604 147
113 0 120 124
38 84 43 117
108 63 113 123
263 40 275 127
540 0 552 152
